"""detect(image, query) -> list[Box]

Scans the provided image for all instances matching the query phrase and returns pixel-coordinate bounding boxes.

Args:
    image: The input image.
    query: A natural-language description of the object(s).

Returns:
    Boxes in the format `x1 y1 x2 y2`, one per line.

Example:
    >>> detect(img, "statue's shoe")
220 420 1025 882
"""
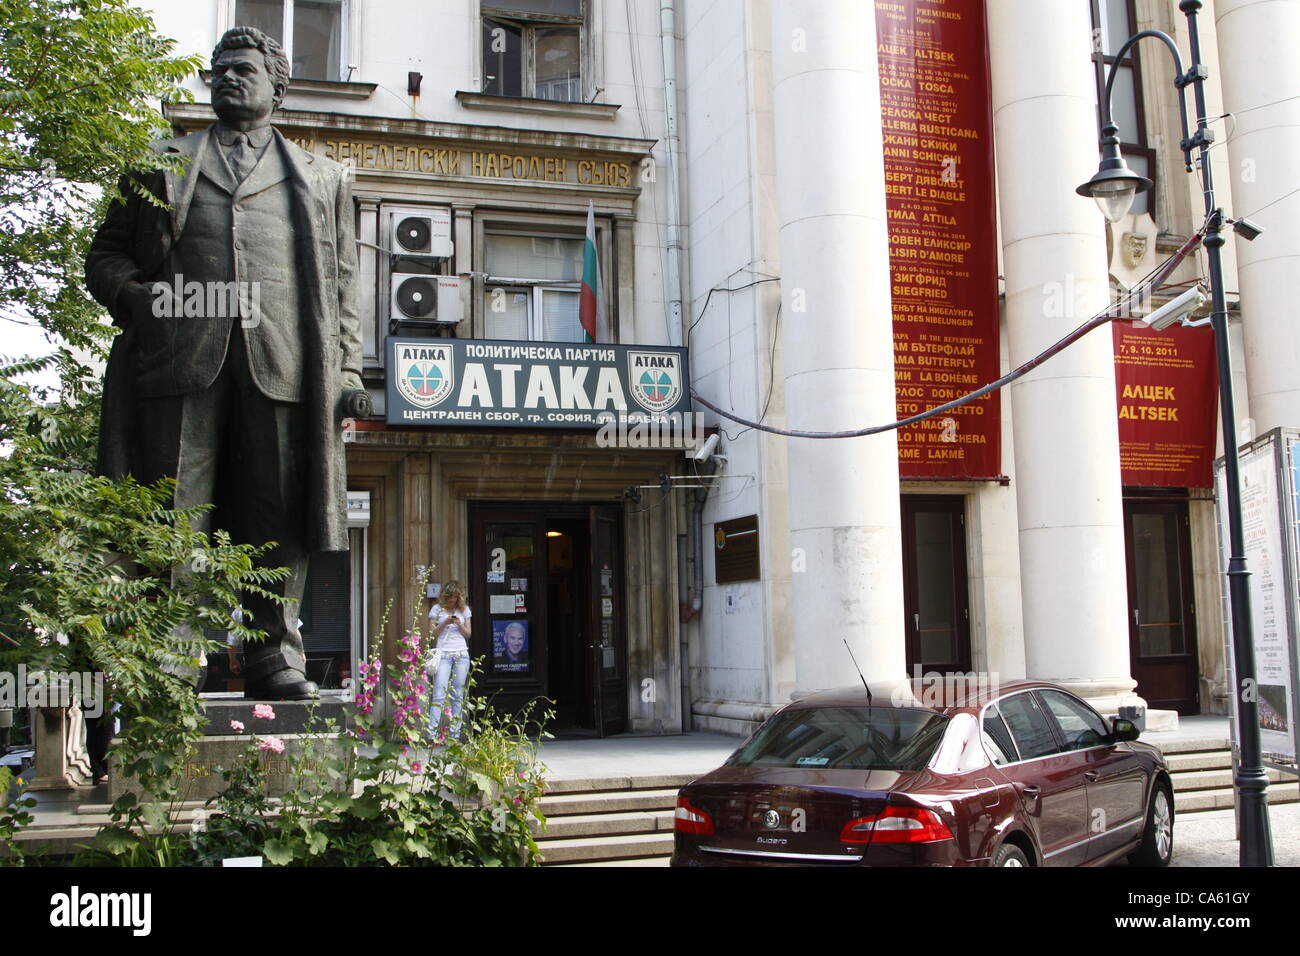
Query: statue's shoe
244 668 319 701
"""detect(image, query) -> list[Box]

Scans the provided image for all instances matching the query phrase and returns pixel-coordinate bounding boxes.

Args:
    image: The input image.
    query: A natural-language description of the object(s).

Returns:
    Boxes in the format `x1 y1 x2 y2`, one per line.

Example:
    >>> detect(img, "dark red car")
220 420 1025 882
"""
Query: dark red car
671 679 1173 867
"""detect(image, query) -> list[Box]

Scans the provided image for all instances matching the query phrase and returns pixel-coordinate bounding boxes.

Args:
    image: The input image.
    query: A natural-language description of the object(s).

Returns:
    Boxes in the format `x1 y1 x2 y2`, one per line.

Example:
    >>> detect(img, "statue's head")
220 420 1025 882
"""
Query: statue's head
211 26 290 126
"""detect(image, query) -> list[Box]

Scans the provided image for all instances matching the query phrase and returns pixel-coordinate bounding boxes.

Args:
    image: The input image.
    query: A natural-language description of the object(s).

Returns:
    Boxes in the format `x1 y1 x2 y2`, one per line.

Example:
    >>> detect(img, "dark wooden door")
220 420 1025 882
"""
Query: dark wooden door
901 495 972 675
1123 498 1200 714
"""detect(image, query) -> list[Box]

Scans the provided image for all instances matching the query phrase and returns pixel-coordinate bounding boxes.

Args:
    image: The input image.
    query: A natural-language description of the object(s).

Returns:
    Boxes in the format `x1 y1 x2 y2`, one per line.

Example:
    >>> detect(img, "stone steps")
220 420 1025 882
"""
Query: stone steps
537 776 690 865
1152 736 1300 815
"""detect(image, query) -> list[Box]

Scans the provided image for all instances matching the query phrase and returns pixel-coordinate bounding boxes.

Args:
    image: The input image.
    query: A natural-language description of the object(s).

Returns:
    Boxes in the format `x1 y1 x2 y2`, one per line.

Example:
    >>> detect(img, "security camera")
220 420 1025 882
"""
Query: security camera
1232 217 1264 242
691 432 720 463
1141 284 1207 331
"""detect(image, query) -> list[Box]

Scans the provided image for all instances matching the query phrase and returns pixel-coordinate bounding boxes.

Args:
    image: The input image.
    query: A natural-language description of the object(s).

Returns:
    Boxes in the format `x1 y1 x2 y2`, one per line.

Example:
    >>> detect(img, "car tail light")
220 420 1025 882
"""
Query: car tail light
674 796 714 835
840 805 954 844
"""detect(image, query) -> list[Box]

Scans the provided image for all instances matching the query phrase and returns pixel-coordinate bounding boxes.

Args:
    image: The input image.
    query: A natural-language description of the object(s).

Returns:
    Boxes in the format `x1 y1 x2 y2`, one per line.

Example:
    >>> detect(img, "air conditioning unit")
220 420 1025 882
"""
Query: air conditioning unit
390 274 462 325
389 206 452 258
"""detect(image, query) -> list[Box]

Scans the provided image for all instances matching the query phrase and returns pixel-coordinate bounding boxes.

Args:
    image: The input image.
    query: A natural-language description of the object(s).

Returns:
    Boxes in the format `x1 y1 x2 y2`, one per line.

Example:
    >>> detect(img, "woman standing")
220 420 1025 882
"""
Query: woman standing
427 580 472 742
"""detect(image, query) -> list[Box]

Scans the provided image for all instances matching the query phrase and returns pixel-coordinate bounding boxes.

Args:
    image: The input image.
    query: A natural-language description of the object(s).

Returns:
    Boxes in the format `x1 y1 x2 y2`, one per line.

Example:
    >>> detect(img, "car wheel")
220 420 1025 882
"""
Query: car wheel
993 843 1029 867
1128 782 1174 867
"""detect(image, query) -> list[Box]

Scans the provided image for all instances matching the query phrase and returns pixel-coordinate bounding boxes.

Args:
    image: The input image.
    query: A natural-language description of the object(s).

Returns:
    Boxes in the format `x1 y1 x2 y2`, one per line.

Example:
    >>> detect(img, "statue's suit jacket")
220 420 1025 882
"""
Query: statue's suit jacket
86 126 361 552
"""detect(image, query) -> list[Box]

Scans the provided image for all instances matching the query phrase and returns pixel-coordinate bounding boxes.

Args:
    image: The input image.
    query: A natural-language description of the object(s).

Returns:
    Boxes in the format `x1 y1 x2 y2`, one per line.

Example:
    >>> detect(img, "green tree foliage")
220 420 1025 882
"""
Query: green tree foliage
0 0 201 353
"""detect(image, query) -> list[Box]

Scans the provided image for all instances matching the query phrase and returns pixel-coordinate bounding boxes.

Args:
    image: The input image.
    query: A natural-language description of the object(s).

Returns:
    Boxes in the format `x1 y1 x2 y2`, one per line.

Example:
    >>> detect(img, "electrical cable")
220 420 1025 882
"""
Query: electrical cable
691 228 1206 439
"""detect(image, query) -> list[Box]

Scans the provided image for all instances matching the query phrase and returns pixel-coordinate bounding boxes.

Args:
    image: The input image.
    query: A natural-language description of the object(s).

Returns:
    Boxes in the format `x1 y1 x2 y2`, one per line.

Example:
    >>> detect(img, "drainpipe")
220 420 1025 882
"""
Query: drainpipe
664 0 689 728
683 458 717 732
677 489 691 732
660 0 684 347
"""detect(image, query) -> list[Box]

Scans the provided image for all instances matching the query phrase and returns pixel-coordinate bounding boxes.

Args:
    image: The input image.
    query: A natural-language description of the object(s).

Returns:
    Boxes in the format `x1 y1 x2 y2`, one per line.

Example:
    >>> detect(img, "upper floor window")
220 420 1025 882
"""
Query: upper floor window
484 233 586 342
1090 0 1155 217
235 0 348 82
482 1 585 102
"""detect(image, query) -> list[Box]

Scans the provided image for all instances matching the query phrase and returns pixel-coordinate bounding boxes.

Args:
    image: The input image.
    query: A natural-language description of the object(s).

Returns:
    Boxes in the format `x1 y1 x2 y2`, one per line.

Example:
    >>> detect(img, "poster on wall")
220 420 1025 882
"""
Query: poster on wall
1216 429 1300 772
1113 322 1219 486
875 0 1001 479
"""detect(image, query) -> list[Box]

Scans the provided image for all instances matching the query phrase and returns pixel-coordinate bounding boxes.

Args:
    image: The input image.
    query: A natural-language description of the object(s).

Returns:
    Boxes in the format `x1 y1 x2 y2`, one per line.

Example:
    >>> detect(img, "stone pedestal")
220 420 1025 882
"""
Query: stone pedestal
26 703 92 791
108 697 352 803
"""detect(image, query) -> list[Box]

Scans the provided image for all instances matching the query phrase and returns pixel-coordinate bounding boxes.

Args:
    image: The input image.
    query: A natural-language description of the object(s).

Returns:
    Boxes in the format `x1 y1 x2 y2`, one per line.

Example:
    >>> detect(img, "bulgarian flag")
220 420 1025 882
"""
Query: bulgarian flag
580 200 604 342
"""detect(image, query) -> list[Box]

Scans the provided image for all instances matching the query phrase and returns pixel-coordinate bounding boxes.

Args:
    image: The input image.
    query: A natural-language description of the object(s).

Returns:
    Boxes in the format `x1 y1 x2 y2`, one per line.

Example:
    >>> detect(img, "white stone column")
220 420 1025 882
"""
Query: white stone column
987 1 1136 709
1216 0 1300 433
770 0 905 692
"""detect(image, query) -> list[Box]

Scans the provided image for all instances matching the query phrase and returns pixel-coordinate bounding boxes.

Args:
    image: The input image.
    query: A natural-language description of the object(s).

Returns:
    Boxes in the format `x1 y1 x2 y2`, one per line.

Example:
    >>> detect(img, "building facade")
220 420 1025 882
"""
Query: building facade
144 0 1300 738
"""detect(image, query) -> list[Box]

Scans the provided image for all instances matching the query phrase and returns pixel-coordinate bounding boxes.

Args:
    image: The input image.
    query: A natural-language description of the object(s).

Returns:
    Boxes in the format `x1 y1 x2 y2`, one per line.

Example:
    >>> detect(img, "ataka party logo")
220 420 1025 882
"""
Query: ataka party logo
628 351 682 413
395 343 454 408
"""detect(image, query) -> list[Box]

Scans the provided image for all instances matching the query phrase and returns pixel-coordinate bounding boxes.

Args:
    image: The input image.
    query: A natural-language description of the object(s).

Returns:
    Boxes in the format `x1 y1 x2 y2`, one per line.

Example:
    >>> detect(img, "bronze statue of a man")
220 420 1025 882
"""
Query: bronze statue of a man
87 26 369 700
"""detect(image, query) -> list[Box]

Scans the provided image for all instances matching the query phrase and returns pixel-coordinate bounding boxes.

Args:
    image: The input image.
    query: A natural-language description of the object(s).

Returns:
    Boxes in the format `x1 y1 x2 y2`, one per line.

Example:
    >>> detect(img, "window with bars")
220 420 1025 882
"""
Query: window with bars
1091 0 1156 217
234 0 348 82
482 0 585 102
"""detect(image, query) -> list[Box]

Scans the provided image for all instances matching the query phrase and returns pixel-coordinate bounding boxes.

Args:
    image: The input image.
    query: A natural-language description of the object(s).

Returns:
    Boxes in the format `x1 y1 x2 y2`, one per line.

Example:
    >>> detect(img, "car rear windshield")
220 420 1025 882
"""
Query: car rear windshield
726 706 949 771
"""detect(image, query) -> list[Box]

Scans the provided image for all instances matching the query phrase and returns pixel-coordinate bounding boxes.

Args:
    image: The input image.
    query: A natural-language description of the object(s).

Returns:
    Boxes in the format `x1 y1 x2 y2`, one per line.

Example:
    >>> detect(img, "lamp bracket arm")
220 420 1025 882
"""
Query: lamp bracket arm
1102 29 1194 160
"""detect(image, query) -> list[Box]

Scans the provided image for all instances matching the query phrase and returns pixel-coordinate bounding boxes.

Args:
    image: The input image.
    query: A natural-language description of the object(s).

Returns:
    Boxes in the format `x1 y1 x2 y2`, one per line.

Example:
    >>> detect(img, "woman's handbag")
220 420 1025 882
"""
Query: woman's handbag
424 643 443 677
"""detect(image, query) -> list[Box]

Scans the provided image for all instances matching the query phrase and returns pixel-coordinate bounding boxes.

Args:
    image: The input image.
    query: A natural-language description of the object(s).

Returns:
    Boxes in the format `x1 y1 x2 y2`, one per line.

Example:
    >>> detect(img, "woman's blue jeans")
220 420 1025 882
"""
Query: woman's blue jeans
429 651 470 738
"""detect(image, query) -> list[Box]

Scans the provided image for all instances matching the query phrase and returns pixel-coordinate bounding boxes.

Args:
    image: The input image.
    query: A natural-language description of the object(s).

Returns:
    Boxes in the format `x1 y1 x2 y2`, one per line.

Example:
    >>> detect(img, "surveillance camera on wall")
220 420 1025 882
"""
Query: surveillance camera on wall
691 432 720 463
1141 284 1207 331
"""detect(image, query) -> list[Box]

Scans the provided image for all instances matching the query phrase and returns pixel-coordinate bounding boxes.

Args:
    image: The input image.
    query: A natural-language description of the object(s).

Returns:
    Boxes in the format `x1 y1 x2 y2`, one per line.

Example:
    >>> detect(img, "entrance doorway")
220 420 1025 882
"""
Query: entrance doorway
469 502 627 736
901 495 972 675
1123 495 1200 714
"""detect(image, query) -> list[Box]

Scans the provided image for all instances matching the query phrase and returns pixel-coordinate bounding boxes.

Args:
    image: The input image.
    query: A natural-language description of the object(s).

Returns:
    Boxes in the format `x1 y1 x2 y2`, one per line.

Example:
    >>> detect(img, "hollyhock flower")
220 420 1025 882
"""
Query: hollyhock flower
253 704 276 720
230 720 245 733
411 762 423 774
257 736 285 754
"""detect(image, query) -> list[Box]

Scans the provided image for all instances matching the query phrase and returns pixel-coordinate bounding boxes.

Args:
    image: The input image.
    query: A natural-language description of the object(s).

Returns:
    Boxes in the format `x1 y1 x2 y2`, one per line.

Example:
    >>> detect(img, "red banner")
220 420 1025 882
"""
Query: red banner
876 0 1000 479
1113 322 1219 486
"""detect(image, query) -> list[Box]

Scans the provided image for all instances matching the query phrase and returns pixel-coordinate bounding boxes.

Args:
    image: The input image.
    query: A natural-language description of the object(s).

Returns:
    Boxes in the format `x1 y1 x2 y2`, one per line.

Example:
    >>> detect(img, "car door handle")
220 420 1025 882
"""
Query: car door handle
1019 784 1041 798
1084 771 1100 781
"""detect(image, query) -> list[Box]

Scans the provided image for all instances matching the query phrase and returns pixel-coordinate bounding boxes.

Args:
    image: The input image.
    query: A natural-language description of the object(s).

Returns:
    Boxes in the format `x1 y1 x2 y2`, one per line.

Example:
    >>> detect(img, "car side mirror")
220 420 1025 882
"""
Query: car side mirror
1110 716 1140 742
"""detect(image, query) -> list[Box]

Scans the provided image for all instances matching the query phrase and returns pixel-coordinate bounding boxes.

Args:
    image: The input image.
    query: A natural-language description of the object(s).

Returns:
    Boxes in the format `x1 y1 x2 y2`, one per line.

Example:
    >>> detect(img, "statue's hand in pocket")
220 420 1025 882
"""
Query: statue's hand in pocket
121 281 175 356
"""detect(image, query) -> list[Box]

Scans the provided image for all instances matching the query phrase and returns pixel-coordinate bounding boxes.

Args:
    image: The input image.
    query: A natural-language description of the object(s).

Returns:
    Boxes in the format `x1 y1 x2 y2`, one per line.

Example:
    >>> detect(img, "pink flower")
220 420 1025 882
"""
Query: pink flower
230 720 245 732
257 736 285 754
411 762 423 774
253 704 276 720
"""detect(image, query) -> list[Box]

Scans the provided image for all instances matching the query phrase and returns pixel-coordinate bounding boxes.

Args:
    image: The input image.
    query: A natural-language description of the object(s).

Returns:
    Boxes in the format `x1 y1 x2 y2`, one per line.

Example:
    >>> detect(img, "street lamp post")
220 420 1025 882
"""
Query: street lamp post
1077 0 1273 867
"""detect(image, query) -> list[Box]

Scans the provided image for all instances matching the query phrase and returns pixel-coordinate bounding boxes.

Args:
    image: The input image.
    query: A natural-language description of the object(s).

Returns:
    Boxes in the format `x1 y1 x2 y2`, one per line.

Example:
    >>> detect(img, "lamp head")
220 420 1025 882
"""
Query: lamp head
1077 127 1152 223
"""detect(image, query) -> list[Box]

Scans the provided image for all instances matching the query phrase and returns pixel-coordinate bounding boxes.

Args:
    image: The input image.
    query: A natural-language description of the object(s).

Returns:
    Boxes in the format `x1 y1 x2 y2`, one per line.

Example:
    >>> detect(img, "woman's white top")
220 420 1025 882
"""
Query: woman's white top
429 603 471 654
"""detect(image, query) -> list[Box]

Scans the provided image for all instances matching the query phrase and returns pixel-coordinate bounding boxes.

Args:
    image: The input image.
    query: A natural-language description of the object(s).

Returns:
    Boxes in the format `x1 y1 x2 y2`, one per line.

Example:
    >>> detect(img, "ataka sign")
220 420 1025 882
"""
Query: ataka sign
386 338 691 428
